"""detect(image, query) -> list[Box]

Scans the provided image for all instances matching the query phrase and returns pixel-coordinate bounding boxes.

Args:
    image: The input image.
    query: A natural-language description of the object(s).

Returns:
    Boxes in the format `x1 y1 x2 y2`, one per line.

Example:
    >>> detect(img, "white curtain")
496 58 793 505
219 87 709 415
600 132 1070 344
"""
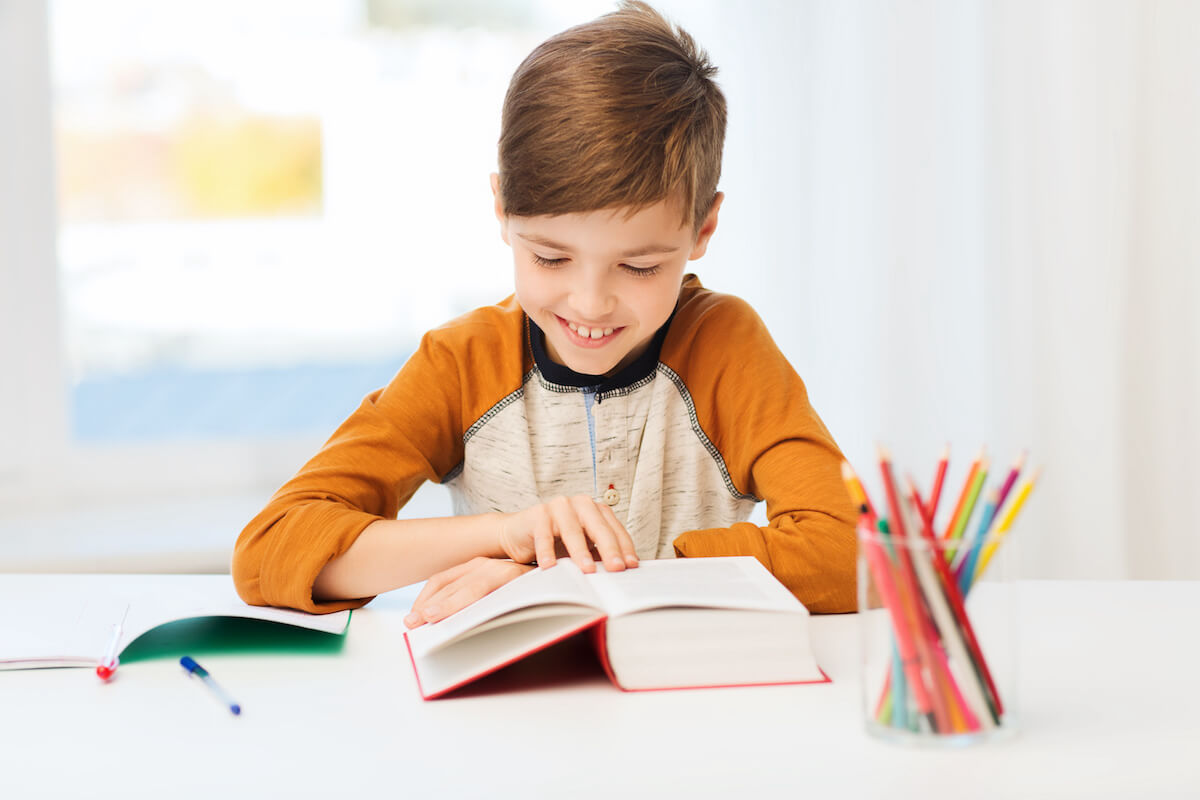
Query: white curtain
666 0 1199 579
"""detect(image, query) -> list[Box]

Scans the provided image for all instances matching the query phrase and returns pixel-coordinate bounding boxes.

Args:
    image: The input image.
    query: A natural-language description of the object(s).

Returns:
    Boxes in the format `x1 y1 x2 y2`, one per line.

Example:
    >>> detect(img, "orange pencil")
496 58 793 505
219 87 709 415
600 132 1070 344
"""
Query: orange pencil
841 461 877 521
942 447 985 539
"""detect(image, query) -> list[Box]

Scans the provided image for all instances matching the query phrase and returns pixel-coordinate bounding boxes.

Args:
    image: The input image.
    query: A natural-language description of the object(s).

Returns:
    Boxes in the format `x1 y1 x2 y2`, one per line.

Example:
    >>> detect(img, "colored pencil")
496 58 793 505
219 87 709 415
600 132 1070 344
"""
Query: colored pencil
989 451 1027 525
841 461 877 521
941 448 984 539
909 480 1004 720
952 491 993 590
950 487 998 577
927 444 950 524
877 447 953 732
902 482 994 729
972 467 1041 584
945 456 989 562
860 525 937 731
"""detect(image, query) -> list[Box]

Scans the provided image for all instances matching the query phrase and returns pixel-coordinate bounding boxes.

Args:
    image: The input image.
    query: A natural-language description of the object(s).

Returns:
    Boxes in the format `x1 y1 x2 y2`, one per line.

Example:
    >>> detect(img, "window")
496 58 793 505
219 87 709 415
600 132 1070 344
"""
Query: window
50 0 607 444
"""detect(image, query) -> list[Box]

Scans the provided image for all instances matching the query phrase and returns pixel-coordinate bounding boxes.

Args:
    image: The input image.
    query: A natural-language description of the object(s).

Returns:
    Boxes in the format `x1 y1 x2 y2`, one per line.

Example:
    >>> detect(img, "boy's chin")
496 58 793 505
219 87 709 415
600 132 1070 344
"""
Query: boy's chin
553 343 627 378
560 354 621 378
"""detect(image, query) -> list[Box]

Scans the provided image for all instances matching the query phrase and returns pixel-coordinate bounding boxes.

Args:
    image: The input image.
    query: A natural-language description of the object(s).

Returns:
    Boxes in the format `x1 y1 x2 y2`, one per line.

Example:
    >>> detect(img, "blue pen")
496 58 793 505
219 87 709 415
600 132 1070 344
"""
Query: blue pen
180 656 242 716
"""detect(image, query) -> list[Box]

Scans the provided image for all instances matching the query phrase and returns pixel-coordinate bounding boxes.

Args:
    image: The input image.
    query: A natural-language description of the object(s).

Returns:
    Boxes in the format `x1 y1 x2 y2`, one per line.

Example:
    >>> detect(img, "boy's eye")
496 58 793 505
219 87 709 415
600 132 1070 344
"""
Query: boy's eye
621 264 661 277
532 254 568 268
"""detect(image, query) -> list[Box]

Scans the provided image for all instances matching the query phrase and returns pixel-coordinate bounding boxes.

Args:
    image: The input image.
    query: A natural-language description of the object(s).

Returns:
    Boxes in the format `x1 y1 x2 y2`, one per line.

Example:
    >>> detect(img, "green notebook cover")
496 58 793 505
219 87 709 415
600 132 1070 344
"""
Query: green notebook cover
120 612 351 663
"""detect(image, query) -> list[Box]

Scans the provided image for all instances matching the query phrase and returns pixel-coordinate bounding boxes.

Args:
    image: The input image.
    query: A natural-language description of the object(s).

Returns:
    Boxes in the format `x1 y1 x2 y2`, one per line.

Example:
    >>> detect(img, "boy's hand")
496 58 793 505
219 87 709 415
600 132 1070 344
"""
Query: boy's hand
404 557 534 628
498 495 639 574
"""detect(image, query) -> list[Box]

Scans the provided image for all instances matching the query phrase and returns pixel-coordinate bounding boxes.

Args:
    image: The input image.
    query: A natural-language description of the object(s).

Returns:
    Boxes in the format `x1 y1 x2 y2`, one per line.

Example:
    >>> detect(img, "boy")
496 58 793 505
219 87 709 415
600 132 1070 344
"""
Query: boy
233 1 857 624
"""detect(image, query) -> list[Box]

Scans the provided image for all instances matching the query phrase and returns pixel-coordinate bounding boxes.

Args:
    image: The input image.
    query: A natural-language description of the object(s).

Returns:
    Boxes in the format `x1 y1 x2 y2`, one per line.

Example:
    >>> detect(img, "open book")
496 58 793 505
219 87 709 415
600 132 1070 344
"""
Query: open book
403 556 827 699
0 574 350 671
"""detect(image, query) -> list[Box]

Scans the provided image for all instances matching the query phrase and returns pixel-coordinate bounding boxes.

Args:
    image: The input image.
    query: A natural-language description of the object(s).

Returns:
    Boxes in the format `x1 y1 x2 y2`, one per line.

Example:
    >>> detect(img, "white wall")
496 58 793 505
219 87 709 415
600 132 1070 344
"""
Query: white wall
663 0 1199 579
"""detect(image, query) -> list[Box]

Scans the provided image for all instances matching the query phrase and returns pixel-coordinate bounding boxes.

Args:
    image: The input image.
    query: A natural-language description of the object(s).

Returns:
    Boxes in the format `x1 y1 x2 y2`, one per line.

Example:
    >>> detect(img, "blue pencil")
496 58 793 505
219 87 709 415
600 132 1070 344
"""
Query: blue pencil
957 489 998 595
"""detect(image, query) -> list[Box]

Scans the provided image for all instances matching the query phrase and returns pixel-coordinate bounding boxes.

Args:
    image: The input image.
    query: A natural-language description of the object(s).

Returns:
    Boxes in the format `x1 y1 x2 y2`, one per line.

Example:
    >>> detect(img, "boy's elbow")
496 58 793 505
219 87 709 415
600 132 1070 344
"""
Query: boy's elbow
231 509 287 607
779 512 858 614
802 546 857 614
231 534 268 607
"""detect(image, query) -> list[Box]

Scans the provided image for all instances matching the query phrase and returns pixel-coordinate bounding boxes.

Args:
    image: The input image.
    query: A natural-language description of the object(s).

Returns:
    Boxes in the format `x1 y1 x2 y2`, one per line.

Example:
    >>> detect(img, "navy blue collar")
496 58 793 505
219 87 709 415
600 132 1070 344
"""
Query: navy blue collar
528 315 671 394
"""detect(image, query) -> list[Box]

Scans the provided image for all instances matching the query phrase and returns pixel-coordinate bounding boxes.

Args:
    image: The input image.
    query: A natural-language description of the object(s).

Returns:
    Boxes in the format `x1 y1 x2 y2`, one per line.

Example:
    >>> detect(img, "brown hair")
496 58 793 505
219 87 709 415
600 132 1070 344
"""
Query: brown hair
497 1 726 230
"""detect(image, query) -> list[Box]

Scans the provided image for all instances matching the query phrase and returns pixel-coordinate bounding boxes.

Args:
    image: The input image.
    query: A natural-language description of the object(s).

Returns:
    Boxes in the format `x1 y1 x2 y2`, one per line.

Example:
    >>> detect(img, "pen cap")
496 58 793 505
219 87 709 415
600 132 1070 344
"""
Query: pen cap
856 523 1019 746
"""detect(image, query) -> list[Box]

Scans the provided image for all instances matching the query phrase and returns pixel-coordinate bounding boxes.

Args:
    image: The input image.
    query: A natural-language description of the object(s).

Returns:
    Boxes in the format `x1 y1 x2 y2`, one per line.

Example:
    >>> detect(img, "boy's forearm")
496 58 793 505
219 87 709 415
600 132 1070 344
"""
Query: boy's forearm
313 513 509 602
673 510 857 614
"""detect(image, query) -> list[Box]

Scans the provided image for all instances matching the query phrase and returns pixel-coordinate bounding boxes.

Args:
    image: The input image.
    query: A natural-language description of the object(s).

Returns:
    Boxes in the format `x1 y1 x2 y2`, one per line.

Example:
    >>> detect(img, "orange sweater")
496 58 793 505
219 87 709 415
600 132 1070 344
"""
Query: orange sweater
233 275 857 614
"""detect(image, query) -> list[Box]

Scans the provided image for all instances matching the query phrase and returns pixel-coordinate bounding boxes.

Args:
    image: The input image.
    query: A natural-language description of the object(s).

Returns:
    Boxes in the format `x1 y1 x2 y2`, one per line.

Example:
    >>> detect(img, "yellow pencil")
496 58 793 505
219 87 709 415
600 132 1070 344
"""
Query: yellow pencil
841 461 875 518
973 466 1041 581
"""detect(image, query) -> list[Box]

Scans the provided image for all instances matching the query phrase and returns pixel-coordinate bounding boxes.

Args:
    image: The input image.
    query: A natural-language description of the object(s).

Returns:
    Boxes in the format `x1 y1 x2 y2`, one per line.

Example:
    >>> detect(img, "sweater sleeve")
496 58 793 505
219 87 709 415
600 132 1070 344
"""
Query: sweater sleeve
232 329 467 613
668 291 858 614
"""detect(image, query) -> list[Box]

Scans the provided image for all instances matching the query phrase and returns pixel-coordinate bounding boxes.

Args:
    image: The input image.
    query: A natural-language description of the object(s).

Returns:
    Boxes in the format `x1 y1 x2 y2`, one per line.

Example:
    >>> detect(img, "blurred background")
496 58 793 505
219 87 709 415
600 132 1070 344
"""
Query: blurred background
1 0 1196 580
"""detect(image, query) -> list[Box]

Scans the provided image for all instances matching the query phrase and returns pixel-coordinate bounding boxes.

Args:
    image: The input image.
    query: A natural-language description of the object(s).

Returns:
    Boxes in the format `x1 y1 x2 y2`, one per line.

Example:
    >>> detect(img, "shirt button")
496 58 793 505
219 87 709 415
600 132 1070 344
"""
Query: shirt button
602 486 620 506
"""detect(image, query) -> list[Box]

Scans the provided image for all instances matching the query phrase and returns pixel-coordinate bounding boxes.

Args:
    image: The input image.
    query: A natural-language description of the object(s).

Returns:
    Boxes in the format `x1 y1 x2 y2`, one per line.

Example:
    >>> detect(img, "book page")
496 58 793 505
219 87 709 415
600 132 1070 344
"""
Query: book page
0 574 349 669
404 561 601 657
585 557 805 618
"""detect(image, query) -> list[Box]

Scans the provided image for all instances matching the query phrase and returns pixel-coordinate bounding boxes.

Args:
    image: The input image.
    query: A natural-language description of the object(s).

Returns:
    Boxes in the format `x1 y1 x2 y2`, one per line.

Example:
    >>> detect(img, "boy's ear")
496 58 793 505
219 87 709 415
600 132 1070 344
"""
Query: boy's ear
490 173 510 245
688 192 724 260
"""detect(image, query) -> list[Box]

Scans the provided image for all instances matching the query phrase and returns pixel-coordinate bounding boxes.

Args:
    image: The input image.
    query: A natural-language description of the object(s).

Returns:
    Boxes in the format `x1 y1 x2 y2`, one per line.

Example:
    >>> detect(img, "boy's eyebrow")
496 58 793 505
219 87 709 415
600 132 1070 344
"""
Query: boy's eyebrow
516 233 679 258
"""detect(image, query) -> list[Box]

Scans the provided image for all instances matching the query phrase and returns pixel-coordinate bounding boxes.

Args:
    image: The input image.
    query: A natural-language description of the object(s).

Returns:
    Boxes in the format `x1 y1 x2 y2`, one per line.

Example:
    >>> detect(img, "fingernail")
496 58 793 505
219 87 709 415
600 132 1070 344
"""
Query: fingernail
423 606 440 619
404 612 419 626
608 557 625 570
626 555 639 566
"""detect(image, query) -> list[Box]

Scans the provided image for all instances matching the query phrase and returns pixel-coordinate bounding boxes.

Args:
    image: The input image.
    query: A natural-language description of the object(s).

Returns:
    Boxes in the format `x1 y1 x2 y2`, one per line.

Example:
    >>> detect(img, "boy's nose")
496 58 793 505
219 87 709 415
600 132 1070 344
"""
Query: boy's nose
568 276 616 320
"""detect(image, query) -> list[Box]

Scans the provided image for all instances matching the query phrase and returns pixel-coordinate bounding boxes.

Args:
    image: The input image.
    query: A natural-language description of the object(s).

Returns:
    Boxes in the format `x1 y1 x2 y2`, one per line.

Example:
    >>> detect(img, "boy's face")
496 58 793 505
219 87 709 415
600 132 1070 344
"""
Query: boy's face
493 174 722 377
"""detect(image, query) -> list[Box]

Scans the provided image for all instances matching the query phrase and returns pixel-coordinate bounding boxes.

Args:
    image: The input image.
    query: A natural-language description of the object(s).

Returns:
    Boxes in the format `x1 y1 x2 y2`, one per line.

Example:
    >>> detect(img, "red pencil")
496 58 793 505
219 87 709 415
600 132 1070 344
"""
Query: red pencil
861 528 936 731
908 480 1004 722
877 446 953 732
927 444 950 524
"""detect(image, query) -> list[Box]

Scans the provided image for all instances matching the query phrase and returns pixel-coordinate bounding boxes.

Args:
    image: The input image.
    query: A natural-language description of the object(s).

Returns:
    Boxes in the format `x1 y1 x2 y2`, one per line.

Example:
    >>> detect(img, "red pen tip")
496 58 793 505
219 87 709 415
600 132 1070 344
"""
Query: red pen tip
96 664 115 681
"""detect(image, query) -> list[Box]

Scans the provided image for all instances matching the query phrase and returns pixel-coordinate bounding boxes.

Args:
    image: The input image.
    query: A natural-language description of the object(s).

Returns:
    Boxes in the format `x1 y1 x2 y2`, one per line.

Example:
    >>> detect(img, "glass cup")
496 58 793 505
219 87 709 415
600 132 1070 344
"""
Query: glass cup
857 522 1018 746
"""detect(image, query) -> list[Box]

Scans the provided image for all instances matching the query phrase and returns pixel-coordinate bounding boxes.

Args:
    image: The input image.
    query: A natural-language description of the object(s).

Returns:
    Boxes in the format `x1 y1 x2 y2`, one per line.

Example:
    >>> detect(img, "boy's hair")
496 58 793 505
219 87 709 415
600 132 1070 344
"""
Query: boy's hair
497 1 726 230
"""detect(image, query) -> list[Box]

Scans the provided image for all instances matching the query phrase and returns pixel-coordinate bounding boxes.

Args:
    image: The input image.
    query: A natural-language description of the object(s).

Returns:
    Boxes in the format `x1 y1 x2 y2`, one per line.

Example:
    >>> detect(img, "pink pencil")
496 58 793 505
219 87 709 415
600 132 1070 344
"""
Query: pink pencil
987 451 1027 532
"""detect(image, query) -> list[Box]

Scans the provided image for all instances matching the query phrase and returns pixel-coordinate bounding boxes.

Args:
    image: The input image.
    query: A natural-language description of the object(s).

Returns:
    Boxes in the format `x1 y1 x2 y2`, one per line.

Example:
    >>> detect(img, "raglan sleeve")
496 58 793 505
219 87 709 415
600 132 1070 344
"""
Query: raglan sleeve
669 296 859 614
232 329 467 613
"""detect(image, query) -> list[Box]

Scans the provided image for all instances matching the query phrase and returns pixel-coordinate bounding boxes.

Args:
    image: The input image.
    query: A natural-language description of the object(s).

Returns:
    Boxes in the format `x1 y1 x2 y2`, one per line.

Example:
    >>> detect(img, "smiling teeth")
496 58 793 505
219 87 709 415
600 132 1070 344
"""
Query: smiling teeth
567 322 615 339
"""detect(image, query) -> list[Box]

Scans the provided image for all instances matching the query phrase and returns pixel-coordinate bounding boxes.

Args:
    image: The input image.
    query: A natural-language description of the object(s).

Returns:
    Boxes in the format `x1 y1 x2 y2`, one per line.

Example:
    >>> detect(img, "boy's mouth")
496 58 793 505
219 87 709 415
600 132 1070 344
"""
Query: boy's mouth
558 316 622 346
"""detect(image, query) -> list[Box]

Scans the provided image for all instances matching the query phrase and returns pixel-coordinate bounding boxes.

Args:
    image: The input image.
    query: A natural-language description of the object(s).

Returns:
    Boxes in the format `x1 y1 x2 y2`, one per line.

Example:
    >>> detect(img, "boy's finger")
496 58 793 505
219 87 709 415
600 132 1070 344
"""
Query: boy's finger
573 497 626 571
551 498 596 573
409 559 474 621
598 503 639 566
532 512 557 568
424 565 515 623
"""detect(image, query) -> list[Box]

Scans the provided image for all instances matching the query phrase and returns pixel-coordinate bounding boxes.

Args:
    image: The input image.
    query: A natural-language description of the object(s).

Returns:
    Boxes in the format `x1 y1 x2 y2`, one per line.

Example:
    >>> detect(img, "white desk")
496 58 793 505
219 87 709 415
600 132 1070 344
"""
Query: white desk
1 577 1197 799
